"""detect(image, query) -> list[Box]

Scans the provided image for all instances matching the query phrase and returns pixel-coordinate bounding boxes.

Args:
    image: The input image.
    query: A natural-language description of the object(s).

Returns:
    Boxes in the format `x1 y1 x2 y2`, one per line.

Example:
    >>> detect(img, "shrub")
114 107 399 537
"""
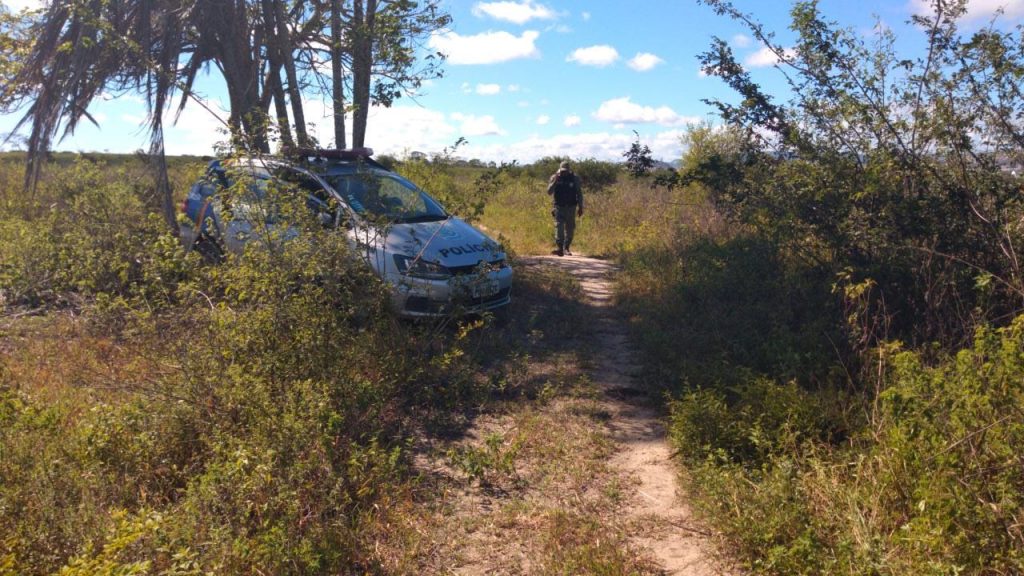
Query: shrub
664 314 1024 575
694 1 1024 347
0 157 494 573
620 234 842 393
0 158 196 309
525 156 620 193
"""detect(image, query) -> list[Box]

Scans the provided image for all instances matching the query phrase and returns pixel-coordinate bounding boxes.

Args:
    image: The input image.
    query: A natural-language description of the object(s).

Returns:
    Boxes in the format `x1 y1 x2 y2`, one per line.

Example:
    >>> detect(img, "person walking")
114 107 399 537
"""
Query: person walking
547 160 584 256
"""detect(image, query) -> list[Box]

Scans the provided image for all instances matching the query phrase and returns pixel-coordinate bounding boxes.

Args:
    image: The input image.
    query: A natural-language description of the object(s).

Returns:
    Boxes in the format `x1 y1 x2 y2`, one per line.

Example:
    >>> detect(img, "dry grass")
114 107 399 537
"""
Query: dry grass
478 174 720 259
379 262 661 574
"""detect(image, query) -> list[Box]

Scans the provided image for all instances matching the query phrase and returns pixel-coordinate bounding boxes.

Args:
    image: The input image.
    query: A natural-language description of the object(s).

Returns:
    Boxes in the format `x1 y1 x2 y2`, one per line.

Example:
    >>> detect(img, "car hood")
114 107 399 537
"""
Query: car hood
384 217 504 266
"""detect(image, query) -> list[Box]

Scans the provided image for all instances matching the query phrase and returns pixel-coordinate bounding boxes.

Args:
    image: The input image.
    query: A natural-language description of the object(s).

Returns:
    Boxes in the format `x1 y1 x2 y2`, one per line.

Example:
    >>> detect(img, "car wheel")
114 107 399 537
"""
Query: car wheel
194 235 225 264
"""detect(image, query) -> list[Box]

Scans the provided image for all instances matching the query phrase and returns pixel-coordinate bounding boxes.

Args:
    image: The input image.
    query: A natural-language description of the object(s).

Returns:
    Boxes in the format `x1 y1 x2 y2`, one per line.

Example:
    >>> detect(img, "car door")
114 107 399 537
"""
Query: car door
272 166 344 229
220 168 275 254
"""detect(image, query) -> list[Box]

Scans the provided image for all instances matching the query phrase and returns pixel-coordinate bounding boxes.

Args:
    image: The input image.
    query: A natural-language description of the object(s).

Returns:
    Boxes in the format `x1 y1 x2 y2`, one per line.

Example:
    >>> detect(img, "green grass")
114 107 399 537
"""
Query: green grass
5 150 1022 574
473 170 711 258
612 183 1024 573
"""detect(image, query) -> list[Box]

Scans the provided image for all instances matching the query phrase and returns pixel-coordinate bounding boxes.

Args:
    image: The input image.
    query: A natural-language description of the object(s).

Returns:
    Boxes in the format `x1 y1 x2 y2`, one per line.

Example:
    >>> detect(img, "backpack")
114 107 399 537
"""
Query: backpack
552 172 579 206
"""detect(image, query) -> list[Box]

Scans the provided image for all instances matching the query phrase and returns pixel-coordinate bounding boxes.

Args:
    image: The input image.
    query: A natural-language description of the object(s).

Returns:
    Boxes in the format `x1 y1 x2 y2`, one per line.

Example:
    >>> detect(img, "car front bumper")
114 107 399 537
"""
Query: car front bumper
388 266 513 318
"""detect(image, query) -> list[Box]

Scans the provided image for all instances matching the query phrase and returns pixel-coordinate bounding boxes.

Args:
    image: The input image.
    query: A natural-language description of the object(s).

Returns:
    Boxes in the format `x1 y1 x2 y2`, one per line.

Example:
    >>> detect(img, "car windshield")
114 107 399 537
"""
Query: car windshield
326 171 447 223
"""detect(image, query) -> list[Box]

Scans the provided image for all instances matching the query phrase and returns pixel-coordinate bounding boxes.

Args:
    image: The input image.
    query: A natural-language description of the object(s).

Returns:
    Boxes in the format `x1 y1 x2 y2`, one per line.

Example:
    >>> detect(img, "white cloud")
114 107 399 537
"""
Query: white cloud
627 52 664 72
291 101 458 154
744 45 796 68
461 82 473 94
451 113 506 137
48 93 689 165
429 30 540 65
2 0 43 11
909 0 1024 21
564 115 581 127
362 107 457 153
732 33 752 48
517 100 531 108
456 129 685 165
582 11 591 21
476 83 502 95
593 97 700 127
536 115 550 125
566 45 619 67
163 98 233 155
472 1 557 24
507 84 521 93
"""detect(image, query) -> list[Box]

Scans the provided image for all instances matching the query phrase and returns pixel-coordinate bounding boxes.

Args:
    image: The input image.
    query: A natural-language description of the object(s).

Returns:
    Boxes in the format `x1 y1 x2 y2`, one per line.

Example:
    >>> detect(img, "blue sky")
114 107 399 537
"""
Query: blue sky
1 0 1022 163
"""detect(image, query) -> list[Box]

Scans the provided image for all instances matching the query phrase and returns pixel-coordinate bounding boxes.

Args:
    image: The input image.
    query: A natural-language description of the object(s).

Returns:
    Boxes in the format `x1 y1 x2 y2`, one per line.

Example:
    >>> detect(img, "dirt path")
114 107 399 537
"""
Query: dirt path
406 255 735 575
534 254 730 575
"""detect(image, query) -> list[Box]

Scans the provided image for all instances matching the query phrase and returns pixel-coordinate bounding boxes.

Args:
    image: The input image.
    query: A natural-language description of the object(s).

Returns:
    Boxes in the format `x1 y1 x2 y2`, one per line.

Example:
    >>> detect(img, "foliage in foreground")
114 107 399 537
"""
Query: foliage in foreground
0 156 495 574
621 225 1024 574
668 318 1024 575
617 2 1024 573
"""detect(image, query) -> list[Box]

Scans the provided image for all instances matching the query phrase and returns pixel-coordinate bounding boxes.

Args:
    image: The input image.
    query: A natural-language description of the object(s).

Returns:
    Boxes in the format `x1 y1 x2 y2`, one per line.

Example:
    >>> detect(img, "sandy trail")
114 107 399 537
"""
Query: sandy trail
523 254 733 576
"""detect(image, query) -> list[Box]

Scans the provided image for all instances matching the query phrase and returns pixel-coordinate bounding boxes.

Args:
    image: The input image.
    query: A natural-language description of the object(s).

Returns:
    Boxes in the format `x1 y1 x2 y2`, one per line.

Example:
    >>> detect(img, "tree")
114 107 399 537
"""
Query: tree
623 130 654 177
0 0 272 231
261 0 310 148
330 0 347 149
336 0 450 147
696 0 1024 343
0 6 31 113
1 0 450 233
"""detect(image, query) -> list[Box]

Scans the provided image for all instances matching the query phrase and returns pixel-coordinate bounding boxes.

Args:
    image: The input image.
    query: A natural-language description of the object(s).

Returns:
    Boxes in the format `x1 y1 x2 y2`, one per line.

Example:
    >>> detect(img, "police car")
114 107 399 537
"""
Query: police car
180 148 512 318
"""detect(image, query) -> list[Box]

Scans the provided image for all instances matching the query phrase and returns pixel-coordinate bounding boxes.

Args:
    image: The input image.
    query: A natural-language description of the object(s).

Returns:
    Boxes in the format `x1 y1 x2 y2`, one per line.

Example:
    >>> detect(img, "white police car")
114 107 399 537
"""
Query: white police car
180 149 512 317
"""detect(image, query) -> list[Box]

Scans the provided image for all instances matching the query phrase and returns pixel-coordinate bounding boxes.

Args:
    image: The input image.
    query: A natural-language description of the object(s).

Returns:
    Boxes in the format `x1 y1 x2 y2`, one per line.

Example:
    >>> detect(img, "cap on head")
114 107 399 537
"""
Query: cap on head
559 160 570 170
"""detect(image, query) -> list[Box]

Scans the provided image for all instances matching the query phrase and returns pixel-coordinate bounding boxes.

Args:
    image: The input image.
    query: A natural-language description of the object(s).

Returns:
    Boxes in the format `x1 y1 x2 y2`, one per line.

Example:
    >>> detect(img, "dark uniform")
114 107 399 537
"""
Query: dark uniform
546 161 584 256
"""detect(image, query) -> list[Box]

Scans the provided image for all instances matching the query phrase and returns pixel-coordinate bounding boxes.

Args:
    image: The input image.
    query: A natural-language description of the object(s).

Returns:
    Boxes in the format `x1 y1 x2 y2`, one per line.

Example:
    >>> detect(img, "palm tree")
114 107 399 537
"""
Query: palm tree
3 0 267 232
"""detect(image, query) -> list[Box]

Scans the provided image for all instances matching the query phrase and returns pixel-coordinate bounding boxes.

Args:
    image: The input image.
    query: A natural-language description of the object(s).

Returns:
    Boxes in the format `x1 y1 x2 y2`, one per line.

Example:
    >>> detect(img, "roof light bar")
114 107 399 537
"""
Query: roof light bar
292 147 374 160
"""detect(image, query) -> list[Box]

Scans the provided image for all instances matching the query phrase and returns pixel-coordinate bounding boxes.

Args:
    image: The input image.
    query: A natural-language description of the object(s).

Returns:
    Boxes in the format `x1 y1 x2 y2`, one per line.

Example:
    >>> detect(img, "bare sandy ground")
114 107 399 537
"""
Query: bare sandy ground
525 254 735 576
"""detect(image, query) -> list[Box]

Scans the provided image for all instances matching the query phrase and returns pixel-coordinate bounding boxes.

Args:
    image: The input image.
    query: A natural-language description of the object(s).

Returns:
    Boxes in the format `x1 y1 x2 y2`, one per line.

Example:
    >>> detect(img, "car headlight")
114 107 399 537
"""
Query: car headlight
394 254 451 280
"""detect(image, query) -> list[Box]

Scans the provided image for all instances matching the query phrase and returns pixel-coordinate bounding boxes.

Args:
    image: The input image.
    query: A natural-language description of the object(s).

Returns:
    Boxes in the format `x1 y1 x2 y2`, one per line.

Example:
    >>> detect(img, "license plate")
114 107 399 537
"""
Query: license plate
470 280 499 298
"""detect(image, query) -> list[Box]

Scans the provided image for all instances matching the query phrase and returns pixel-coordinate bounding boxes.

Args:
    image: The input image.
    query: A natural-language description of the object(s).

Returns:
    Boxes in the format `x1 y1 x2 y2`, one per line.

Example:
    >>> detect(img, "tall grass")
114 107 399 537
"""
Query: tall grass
7 149 1020 574
0 154 537 574
422 162 714 259
610 172 1024 573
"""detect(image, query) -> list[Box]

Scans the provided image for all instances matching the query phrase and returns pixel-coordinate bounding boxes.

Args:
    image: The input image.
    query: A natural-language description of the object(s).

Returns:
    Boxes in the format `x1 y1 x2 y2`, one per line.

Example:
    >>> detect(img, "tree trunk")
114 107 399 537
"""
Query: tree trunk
268 0 309 147
224 65 268 152
258 3 294 150
268 64 294 149
208 0 268 152
351 0 375 147
331 0 346 149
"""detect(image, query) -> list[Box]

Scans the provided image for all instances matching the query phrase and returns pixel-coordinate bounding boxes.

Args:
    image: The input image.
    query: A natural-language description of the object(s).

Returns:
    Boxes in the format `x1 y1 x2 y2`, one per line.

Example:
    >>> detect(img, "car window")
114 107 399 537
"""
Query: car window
327 171 446 223
230 176 280 225
273 168 339 220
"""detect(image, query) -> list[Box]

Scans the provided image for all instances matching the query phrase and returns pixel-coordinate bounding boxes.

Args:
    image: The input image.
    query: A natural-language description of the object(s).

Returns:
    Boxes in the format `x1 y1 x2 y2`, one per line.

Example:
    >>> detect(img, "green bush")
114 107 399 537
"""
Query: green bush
669 378 829 466
0 155 498 573
524 156 620 193
0 158 196 309
621 235 841 392
868 319 1024 573
664 316 1024 575
693 1 1024 347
